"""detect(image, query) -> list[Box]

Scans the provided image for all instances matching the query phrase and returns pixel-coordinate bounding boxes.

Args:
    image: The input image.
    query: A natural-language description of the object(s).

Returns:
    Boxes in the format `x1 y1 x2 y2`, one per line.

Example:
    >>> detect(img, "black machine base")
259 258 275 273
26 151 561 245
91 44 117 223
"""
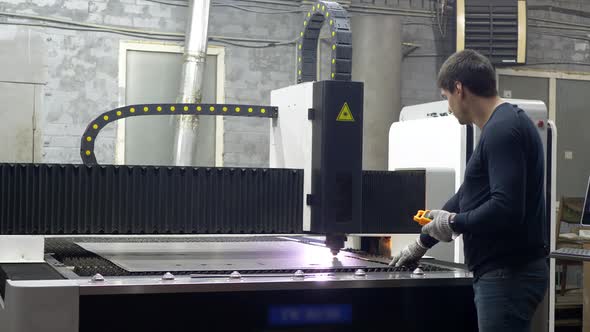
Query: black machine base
80 286 477 332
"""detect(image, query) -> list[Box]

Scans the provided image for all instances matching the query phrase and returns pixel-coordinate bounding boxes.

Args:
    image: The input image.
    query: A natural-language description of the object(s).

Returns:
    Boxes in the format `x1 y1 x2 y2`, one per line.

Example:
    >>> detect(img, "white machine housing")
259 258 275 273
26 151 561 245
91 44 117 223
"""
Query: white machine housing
270 82 314 232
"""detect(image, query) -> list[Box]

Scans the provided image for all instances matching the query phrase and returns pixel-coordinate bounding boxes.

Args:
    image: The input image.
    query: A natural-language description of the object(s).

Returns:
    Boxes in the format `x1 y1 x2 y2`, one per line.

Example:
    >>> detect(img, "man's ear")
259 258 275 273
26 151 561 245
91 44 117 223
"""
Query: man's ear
454 81 463 95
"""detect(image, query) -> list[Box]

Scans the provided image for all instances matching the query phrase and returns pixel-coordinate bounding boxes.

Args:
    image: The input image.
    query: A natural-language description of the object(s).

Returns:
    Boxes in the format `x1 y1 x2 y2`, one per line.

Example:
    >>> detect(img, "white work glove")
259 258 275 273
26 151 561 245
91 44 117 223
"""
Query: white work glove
421 209 457 242
389 237 428 267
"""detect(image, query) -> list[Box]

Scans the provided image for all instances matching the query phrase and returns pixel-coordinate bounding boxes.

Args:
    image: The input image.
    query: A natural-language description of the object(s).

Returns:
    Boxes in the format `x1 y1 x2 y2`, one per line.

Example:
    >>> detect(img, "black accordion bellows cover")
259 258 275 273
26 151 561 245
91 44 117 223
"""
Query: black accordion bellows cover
0 164 303 235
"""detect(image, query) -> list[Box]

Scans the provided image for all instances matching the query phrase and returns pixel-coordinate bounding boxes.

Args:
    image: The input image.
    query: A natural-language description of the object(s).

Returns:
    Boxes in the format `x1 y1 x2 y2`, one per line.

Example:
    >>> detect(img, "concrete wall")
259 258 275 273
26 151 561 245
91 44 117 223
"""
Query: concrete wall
0 0 589 167
526 0 590 73
215 7 297 167
360 0 590 105
0 0 298 167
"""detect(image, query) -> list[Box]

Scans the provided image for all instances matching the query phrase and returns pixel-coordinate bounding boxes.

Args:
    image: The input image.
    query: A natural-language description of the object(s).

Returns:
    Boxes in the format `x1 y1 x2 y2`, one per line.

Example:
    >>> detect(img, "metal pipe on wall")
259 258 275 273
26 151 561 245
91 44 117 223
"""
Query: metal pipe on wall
351 15 402 170
172 0 211 166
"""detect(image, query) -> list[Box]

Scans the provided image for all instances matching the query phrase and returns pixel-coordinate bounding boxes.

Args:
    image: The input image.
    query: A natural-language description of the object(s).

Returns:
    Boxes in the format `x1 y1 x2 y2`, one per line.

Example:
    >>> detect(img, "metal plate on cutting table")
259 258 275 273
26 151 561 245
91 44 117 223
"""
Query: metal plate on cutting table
77 240 386 273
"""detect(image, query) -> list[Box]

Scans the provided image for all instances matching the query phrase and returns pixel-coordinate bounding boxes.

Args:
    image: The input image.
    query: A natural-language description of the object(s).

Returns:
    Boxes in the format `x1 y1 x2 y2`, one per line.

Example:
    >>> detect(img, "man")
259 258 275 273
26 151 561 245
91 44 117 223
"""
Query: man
390 49 549 332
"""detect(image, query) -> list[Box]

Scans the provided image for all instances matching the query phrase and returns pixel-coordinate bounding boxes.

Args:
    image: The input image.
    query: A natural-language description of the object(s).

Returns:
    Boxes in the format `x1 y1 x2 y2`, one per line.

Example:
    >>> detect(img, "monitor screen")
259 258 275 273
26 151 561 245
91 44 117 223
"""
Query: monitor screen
582 176 590 225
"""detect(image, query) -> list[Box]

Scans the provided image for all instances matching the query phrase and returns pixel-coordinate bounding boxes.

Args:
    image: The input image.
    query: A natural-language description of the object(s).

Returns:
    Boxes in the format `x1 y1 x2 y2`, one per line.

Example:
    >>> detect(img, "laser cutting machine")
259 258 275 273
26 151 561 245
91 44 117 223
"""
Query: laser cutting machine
0 77 478 332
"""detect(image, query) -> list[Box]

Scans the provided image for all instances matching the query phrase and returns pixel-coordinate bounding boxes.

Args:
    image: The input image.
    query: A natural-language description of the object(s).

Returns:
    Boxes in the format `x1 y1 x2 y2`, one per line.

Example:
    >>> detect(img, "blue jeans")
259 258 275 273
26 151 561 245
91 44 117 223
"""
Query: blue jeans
473 258 548 332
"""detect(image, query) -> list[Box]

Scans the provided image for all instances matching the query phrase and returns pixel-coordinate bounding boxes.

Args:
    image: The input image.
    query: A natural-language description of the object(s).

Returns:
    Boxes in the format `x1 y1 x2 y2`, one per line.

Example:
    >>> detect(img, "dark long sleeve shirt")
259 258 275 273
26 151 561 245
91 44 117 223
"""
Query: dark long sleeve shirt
421 102 548 277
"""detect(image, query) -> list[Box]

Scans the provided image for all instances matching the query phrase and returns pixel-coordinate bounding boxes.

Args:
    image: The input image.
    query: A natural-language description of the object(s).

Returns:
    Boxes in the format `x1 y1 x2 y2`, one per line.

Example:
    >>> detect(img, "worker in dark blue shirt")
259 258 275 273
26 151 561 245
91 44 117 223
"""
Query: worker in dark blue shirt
390 49 548 332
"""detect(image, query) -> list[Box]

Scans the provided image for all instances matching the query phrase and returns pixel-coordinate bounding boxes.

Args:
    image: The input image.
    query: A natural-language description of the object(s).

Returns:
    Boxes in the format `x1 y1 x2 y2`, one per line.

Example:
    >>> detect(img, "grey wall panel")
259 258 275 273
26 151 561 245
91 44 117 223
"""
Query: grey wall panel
0 82 35 162
555 79 590 199
0 27 46 84
498 75 550 106
124 51 217 166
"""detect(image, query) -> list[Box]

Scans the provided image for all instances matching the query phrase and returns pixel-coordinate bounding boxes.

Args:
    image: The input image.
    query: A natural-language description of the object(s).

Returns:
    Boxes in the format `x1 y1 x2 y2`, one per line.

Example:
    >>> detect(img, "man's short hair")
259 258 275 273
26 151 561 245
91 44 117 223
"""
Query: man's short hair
437 49 498 97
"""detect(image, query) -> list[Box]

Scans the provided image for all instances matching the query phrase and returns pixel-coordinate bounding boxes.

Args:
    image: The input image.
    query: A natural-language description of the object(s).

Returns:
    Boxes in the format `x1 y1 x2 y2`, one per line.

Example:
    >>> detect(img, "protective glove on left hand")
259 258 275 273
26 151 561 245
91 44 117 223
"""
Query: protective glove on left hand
421 209 457 242
389 237 428 267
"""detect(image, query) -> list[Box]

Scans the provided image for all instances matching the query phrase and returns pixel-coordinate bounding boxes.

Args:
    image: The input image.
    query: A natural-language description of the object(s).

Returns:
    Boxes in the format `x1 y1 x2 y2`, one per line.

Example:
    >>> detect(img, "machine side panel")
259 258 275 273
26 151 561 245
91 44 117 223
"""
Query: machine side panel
0 280 79 332
0 263 64 298
389 115 464 263
399 100 449 121
389 116 465 191
424 169 456 262
270 83 314 231
361 170 424 234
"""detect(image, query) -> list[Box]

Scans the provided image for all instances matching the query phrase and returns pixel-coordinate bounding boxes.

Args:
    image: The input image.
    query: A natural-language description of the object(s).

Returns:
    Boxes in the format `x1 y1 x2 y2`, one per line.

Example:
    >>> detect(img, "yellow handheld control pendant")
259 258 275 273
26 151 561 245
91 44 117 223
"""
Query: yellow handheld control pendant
413 210 432 226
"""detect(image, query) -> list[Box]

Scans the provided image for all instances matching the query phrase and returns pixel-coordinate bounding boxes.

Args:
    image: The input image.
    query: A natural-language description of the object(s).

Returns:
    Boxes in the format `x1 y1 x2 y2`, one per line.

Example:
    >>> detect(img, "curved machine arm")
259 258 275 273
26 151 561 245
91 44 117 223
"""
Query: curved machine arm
80 103 277 165
297 1 352 83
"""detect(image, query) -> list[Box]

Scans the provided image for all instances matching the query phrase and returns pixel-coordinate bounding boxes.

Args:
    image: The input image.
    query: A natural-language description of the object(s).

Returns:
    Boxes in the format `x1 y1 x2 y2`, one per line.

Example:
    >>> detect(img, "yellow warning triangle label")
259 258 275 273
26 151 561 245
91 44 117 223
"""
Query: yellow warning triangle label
336 102 354 122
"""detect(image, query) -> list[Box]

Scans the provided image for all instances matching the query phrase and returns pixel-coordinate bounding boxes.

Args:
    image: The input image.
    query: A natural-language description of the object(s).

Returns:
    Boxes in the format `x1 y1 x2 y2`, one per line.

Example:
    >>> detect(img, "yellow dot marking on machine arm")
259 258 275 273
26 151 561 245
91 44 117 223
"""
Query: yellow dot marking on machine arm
298 44 302 50
103 115 109 121
170 106 176 112
326 12 330 17
261 108 266 114
332 31 335 37
116 111 122 116
223 106 228 112
235 107 241 113
322 5 325 11
157 106 162 112
144 106 149 112
85 150 91 156
312 5 315 10
130 107 135 113
307 12 310 17
248 107 253 113
331 73 335 79
210 106 215 112
298 70 302 75
93 124 98 130
300 32 304 37
299 57 301 62
197 106 202 111
86 136 92 142
330 19 333 25
332 45 336 50
332 59 336 64
183 106 189 111
304 21 307 26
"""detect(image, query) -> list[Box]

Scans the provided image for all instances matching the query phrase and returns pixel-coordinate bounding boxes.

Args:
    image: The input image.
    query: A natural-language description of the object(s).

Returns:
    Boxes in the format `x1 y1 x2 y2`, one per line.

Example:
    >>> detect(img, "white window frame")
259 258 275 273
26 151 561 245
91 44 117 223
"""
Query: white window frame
116 40 226 166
